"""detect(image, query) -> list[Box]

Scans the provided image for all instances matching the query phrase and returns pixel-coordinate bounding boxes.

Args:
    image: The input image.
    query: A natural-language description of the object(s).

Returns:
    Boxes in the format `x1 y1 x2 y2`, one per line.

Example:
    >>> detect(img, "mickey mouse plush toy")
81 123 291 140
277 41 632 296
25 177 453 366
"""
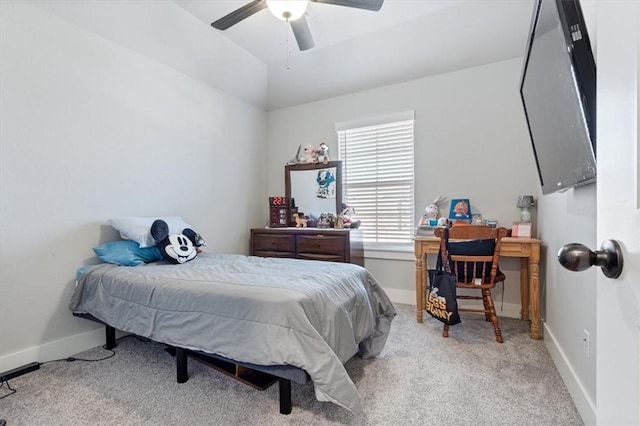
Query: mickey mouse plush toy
150 219 206 264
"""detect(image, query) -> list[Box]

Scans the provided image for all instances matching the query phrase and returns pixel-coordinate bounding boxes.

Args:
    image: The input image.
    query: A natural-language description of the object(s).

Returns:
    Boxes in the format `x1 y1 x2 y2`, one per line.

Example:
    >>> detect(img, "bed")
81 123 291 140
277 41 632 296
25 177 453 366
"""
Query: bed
69 252 396 415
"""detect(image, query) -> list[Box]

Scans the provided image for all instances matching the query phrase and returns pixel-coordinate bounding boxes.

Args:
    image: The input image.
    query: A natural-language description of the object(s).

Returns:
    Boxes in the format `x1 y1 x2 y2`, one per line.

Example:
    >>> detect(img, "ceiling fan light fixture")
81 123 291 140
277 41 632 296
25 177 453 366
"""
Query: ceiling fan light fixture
266 0 308 21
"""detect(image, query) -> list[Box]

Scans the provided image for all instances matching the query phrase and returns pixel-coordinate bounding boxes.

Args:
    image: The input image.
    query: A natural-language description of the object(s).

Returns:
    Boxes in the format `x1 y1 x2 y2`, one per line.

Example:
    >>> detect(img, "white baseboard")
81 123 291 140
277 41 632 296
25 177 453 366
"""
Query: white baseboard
383 288 417 305
384 287 523 319
543 322 595 426
0 326 107 373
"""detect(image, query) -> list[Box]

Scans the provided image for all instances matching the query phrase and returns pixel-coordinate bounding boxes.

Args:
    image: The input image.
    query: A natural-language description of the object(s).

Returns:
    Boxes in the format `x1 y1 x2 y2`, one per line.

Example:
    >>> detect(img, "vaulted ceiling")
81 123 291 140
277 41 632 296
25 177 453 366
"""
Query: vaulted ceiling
29 0 535 110
179 0 536 110
175 1 468 64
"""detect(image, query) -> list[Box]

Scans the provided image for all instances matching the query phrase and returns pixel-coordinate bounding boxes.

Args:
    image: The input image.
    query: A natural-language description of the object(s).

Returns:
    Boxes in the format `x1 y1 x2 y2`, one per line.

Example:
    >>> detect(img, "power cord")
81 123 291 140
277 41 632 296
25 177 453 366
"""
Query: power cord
39 344 116 366
39 334 148 366
1 334 150 400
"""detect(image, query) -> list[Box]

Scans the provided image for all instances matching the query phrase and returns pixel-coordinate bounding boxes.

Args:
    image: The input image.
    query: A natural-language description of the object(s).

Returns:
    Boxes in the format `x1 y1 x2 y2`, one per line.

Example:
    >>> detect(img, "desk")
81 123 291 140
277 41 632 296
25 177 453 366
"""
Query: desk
414 236 542 339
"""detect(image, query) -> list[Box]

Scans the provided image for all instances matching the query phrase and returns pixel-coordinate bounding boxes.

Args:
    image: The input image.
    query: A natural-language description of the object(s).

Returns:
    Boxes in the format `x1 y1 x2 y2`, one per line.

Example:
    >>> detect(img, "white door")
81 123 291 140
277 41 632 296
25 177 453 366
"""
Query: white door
595 3 640 425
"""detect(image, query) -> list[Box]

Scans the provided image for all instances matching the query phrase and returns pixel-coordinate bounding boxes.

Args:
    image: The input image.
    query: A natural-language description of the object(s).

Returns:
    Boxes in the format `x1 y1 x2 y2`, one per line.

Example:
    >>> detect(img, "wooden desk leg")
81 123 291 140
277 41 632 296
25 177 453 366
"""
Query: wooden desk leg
529 257 541 339
415 255 424 323
520 258 530 321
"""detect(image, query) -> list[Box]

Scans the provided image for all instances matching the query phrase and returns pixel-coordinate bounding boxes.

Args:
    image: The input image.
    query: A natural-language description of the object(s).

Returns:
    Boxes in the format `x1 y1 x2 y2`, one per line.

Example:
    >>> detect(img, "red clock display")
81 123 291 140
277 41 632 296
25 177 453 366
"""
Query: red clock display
269 197 288 207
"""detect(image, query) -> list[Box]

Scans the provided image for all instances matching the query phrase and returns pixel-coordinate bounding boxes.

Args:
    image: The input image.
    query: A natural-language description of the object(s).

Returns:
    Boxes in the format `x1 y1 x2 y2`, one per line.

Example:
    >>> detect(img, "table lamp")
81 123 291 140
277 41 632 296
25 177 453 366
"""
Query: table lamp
517 195 535 222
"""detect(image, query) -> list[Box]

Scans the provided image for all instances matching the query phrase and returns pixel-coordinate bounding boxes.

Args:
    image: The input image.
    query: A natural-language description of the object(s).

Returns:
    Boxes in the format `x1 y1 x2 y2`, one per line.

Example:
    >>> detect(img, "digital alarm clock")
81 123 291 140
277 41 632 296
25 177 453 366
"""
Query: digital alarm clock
269 197 289 227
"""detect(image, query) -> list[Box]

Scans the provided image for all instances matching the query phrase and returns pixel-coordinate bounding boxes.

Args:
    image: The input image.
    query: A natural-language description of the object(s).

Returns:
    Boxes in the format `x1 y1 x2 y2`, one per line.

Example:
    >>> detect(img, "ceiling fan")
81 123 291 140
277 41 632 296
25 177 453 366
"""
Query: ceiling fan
211 0 384 51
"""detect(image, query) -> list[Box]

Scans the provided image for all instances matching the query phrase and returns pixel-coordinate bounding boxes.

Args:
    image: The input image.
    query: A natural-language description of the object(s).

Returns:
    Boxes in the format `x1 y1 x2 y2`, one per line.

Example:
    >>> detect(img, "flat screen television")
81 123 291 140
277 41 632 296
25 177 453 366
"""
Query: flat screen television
520 0 596 195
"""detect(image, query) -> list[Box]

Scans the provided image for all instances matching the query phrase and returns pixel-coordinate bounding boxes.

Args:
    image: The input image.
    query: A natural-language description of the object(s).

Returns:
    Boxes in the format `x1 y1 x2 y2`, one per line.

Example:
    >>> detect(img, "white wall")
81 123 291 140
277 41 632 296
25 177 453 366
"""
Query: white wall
539 185 597 423
0 1 267 371
266 57 541 313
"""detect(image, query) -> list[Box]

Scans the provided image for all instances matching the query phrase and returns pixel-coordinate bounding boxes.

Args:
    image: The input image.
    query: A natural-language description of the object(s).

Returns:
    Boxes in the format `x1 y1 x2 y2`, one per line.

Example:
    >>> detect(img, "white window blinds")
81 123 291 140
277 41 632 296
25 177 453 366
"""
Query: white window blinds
337 112 415 245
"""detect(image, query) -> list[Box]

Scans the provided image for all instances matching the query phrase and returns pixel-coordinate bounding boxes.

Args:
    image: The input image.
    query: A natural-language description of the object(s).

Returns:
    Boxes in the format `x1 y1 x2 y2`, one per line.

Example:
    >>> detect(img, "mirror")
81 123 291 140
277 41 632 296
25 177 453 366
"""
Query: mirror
285 161 342 221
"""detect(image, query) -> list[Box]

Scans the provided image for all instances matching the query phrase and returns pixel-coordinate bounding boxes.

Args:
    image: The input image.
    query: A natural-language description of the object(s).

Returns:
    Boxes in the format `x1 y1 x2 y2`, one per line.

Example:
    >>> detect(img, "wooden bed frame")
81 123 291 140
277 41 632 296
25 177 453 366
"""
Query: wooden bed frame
73 313 311 414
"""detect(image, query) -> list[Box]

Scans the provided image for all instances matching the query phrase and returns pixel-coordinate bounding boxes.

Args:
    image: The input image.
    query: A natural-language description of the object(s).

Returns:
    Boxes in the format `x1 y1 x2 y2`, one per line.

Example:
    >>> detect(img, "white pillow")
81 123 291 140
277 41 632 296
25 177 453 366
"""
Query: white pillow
108 216 192 248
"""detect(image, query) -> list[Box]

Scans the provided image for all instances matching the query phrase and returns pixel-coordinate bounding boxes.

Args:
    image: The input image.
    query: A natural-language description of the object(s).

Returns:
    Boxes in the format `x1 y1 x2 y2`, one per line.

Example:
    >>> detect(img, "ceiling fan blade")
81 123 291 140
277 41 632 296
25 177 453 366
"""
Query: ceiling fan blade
290 16 315 51
311 0 383 12
211 0 267 30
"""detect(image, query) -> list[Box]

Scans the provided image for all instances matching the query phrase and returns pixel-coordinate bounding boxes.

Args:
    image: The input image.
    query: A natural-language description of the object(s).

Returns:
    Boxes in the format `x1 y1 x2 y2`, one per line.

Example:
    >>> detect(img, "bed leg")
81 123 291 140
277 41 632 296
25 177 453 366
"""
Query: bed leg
105 325 116 350
278 378 292 415
176 347 188 383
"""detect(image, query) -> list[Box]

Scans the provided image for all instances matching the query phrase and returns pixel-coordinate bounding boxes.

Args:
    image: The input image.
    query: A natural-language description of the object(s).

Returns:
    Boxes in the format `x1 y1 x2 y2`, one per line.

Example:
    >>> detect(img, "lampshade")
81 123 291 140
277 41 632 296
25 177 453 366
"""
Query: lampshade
517 195 535 208
266 0 308 21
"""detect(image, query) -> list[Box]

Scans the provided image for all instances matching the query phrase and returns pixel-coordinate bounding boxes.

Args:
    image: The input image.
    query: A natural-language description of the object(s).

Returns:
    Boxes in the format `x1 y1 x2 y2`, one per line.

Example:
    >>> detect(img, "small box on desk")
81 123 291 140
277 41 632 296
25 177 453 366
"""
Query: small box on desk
512 222 532 238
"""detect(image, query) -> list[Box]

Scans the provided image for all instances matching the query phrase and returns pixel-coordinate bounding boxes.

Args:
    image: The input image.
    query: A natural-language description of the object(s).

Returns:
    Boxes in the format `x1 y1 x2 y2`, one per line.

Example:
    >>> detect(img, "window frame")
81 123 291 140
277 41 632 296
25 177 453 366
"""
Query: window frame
336 111 415 249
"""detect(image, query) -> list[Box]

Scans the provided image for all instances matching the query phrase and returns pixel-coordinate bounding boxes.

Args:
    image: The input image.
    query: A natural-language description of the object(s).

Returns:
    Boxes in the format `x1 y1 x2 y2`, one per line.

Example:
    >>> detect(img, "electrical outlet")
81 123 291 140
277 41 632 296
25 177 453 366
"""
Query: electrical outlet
582 329 591 359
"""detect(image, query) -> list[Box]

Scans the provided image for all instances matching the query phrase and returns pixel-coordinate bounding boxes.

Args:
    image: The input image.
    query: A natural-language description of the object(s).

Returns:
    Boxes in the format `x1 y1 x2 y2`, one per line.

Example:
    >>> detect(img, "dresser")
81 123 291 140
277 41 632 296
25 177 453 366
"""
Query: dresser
250 228 364 266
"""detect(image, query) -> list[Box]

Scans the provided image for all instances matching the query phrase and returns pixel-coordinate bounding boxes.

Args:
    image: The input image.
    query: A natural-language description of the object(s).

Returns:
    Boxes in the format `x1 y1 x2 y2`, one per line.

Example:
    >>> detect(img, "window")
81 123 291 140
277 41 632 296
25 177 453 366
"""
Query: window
337 111 415 246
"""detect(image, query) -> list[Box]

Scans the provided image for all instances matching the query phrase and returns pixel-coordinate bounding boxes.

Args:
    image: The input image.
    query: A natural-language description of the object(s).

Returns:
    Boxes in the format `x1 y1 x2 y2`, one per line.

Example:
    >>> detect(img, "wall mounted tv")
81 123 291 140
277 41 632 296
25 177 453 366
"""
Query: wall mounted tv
520 0 596 195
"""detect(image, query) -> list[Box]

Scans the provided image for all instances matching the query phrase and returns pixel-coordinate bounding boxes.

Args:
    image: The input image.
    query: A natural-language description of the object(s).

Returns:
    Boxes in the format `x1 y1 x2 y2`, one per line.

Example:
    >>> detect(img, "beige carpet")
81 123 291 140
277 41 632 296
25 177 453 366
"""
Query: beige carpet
0 304 583 425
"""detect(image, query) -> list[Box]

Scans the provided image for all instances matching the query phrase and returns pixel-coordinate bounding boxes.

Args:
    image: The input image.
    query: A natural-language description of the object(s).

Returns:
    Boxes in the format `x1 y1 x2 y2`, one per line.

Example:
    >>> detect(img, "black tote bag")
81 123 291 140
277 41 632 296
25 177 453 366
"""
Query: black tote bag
426 228 461 325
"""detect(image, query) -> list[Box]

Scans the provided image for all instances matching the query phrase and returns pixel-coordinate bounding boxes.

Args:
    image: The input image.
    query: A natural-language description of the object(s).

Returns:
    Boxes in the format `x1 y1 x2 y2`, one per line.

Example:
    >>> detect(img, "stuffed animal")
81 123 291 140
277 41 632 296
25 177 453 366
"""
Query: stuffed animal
317 142 330 164
418 196 447 227
340 204 361 229
150 219 206 264
425 196 447 221
297 144 318 164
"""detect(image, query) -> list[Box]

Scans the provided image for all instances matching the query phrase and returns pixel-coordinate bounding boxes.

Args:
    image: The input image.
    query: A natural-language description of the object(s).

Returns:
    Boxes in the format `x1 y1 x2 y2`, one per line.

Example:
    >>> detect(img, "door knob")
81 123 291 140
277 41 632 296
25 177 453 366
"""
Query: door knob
557 240 623 279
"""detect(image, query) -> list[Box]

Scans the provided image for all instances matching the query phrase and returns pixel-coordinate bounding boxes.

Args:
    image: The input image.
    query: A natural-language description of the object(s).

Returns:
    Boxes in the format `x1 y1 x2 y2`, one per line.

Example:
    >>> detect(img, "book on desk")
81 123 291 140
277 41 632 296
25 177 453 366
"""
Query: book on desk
415 225 435 237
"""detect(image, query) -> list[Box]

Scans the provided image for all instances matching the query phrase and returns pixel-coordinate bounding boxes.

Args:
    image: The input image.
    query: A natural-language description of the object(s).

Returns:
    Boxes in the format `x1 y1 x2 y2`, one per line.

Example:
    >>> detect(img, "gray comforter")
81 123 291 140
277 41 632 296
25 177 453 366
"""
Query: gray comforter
69 253 396 414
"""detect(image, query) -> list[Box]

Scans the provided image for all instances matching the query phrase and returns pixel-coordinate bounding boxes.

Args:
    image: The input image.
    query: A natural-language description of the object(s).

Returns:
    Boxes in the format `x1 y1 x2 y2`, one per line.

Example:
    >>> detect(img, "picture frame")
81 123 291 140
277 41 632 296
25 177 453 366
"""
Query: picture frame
448 198 471 221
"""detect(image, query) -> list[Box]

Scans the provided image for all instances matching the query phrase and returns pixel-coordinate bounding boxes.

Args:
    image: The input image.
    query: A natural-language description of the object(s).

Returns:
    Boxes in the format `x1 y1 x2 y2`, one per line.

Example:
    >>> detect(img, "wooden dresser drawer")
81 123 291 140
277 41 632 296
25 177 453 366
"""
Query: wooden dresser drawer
250 228 362 265
252 233 295 253
253 250 295 259
297 253 345 262
296 234 346 256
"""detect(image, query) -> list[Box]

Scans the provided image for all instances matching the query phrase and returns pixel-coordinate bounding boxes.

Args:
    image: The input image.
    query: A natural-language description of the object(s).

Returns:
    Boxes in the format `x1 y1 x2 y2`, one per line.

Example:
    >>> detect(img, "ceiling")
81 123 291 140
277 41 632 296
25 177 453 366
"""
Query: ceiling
29 0 536 110
175 0 468 65
175 0 536 109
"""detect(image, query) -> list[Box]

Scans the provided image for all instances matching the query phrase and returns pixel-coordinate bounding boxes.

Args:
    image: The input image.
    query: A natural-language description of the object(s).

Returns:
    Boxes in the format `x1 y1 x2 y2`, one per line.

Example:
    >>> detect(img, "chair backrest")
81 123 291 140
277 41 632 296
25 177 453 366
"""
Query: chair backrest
434 225 508 287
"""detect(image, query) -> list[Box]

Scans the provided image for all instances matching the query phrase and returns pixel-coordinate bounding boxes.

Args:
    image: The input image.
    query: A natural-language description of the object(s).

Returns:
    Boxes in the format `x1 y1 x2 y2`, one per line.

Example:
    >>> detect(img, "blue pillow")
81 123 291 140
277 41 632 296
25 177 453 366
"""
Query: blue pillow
93 240 163 266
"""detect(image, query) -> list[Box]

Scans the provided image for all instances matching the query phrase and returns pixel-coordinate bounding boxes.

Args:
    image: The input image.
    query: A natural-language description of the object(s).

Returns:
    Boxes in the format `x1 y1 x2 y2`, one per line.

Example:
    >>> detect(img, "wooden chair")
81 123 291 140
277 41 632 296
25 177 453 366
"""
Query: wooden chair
433 225 508 343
